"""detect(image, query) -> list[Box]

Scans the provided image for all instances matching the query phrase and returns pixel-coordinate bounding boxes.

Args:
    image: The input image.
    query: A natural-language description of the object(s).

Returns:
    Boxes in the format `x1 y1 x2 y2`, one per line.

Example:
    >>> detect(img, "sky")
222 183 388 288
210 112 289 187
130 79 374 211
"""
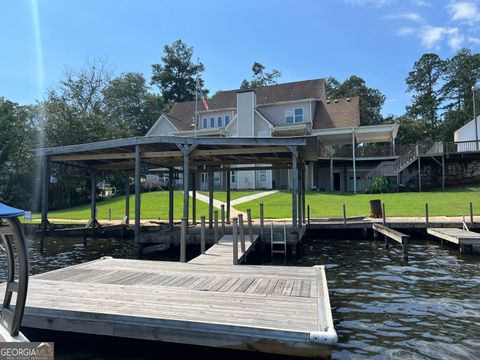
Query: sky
1 0 479 116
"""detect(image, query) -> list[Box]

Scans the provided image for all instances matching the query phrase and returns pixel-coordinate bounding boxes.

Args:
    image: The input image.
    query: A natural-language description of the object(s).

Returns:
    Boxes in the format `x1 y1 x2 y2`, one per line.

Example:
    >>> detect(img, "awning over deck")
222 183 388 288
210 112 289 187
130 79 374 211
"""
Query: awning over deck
312 124 399 145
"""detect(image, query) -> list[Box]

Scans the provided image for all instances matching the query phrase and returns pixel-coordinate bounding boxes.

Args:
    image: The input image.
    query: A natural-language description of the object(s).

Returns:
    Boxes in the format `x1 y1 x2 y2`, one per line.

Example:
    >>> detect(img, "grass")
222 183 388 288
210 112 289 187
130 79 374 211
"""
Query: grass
198 190 260 202
235 185 480 219
37 191 209 221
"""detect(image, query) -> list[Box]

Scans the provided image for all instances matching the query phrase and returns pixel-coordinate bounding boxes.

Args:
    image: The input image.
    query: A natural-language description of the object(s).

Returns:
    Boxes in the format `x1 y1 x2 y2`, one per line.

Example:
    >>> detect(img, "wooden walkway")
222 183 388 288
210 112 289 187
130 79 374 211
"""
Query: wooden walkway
188 234 259 265
12 256 336 358
427 227 480 252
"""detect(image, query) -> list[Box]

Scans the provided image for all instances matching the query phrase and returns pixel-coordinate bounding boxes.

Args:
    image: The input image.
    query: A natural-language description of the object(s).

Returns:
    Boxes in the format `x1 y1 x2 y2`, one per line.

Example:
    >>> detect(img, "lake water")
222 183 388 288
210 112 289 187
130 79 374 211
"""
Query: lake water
2 234 480 359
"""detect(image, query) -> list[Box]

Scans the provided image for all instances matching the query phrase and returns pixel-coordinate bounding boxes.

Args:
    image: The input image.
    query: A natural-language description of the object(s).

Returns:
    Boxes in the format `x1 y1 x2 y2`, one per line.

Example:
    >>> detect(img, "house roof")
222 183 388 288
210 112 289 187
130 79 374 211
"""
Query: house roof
164 79 328 130
312 97 360 129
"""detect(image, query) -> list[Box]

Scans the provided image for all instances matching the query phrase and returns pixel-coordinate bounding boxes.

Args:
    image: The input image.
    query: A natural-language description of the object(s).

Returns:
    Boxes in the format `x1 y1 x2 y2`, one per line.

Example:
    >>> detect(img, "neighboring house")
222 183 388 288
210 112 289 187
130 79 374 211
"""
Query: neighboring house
454 115 480 151
147 79 399 192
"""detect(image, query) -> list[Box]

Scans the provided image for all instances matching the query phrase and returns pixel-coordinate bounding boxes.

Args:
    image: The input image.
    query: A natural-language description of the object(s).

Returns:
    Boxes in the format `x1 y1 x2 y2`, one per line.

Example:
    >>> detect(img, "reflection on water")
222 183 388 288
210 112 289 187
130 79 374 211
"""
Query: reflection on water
298 238 480 359
1 235 479 359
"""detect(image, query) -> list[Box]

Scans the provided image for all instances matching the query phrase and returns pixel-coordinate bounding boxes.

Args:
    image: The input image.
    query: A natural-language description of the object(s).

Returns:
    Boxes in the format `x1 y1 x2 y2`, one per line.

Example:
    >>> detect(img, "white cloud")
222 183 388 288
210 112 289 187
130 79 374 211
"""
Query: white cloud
344 0 393 7
411 0 431 6
384 12 425 22
467 35 480 44
447 1 480 23
419 26 464 50
397 27 416 36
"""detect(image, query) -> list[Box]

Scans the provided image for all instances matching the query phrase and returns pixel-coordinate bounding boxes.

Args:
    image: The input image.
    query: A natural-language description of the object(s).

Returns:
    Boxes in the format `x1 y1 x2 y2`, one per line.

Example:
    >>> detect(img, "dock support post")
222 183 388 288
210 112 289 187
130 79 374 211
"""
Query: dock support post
192 172 197 225
247 208 253 243
125 177 130 225
239 214 245 253
441 155 445 191
200 216 206 254
343 204 346 225
226 169 231 224
291 148 298 229
382 203 386 225
220 204 225 235
40 157 49 251
330 156 334 192
180 217 187 262
302 166 306 224
470 202 474 226
134 144 142 256
90 169 97 226
352 131 357 194
178 144 191 225
307 204 310 225
402 238 409 260
425 203 429 227
208 168 214 229
260 203 265 241
168 167 174 228
214 210 219 244
232 217 238 265
417 145 422 192
298 165 302 227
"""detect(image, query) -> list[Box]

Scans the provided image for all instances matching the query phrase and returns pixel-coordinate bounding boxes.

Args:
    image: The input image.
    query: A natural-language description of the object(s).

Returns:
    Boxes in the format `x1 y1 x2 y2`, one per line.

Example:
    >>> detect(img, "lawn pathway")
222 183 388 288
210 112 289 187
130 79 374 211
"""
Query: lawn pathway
189 190 279 217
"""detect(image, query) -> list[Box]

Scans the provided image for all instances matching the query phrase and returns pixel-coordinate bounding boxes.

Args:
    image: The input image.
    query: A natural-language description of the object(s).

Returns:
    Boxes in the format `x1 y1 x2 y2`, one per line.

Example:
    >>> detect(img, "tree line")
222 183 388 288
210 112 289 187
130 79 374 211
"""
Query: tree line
0 39 478 209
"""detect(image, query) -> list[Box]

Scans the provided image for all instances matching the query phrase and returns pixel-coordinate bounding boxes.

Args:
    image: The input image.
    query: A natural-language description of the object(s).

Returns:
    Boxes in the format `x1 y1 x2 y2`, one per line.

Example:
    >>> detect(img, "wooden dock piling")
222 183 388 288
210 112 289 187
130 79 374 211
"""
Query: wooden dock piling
200 216 206 254
470 202 474 225
239 214 245 253
214 210 219 244
232 217 238 265
260 203 265 240
425 203 429 227
246 208 253 243
307 204 310 225
180 217 187 263
343 204 346 225
382 203 386 225
221 204 225 235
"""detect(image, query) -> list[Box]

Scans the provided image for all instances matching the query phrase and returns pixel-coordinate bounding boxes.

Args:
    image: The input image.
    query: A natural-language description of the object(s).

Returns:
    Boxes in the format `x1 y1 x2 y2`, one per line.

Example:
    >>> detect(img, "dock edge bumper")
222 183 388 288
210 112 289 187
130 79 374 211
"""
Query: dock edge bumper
309 328 338 345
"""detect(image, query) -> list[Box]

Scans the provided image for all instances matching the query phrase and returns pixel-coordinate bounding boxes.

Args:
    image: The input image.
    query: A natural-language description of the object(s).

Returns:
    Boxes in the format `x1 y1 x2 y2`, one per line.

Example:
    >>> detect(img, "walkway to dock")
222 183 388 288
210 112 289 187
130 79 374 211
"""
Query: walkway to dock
188 234 259 265
15 257 336 358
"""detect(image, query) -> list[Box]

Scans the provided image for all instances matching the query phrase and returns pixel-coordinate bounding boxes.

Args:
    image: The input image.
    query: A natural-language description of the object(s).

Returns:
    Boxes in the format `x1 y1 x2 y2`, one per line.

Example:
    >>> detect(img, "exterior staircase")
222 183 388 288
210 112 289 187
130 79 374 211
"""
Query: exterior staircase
362 141 444 190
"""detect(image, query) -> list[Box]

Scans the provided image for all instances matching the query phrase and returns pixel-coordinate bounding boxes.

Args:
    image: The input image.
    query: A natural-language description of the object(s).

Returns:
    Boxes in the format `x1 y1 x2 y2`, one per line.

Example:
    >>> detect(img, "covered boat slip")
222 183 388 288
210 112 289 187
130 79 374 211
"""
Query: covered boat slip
36 135 316 250
13 257 336 358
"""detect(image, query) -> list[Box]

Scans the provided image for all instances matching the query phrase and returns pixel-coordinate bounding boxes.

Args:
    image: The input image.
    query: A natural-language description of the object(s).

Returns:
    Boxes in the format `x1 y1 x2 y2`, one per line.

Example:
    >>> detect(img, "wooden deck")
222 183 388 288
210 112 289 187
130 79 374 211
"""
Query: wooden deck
14 256 336 358
427 227 480 251
188 234 259 265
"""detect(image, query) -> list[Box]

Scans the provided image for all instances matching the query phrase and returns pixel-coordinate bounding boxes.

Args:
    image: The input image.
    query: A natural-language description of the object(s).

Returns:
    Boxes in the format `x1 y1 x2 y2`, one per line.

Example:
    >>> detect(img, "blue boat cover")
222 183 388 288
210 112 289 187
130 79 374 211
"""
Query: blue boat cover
0 203 25 218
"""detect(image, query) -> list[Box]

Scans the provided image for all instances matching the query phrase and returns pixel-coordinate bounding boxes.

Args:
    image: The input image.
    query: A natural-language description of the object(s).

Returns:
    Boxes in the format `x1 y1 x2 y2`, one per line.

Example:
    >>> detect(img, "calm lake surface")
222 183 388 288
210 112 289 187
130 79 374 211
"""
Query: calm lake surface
3 234 480 359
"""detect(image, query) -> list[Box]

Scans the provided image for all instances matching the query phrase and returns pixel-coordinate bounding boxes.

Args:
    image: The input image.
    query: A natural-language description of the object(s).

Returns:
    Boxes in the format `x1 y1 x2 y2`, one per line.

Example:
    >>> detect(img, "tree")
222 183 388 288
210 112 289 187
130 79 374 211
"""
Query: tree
240 62 281 89
151 40 205 103
406 53 445 131
103 72 166 136
389 114 431 145
442 48 480 120
326 75 386 125
0 98 37 209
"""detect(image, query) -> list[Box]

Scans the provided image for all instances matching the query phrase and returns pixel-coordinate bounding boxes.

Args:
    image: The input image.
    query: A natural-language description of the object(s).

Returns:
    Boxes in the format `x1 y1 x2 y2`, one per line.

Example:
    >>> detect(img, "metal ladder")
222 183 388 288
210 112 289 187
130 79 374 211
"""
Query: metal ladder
270 222 287 260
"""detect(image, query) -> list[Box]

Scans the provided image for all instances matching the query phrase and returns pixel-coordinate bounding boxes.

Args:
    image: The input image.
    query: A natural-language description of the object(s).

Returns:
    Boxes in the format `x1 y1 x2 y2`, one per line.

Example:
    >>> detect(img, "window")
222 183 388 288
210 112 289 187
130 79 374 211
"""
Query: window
231 171 237 183
202 118 207 129
225 115 230 127
217 116 222 128
285 107 303 124
210 117 215 128
259 170 267 182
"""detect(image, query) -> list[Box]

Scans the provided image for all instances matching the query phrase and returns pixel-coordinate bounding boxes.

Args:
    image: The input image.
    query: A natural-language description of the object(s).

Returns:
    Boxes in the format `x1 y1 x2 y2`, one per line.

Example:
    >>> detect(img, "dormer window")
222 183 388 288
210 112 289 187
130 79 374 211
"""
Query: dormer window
210 117 215 128
285 108 303 124
202 118 207 129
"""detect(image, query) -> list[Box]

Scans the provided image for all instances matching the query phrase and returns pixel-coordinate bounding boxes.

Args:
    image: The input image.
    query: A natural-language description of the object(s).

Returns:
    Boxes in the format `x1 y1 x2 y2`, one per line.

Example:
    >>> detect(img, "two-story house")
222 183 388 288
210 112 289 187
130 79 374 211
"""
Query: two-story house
147 79 399 193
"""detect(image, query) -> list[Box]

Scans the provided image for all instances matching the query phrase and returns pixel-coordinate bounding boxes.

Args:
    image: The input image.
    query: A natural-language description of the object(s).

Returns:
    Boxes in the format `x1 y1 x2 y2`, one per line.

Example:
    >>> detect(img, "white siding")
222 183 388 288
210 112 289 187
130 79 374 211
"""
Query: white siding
198 110 234 129
257 100 313 127
237 91 255 137
146 116 177 136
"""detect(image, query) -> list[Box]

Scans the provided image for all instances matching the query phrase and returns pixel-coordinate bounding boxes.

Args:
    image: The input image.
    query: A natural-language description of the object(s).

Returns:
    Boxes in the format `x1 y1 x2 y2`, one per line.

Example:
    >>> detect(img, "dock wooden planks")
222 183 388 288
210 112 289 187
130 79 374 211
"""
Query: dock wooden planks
10 257 337 358
188 234 259 265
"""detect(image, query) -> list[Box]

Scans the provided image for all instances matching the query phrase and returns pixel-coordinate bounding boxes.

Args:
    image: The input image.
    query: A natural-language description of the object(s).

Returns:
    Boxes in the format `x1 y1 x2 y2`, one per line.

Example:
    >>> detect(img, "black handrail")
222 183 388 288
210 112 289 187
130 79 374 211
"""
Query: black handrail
0 217 29 337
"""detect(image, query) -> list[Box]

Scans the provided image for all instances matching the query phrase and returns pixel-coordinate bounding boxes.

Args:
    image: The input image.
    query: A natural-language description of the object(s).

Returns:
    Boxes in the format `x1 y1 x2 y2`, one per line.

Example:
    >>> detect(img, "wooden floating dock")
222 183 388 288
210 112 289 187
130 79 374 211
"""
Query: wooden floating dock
13 256 336 358
427 227 480 252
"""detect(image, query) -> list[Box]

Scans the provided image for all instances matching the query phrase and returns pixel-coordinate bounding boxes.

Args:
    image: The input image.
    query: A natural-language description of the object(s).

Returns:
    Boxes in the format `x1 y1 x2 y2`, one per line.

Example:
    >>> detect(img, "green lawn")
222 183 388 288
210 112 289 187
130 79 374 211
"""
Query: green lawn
235 186 480 218
198 190 260 202
39 191 209 221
